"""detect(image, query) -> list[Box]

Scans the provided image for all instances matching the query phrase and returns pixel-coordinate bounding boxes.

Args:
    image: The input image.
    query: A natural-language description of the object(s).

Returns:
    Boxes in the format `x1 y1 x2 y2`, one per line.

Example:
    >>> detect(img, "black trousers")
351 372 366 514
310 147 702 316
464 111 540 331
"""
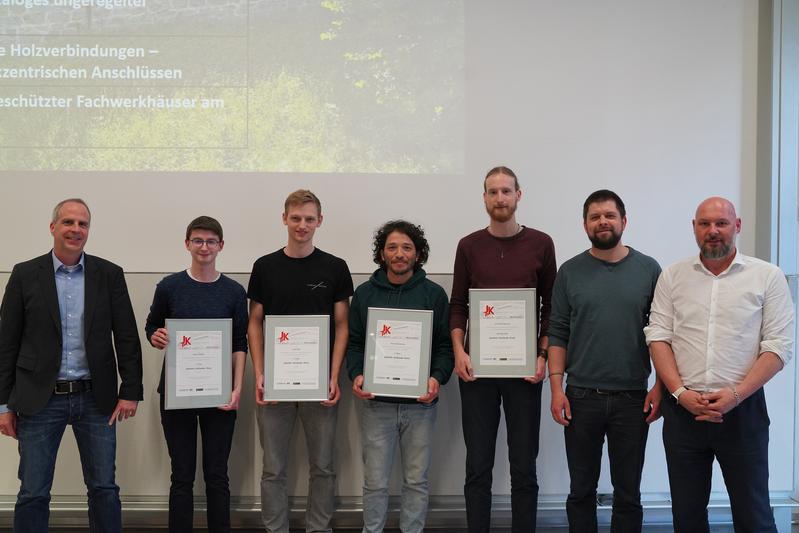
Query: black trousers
564 386 649 533
661 387 775 533
459 378 542 533
160 395 237 533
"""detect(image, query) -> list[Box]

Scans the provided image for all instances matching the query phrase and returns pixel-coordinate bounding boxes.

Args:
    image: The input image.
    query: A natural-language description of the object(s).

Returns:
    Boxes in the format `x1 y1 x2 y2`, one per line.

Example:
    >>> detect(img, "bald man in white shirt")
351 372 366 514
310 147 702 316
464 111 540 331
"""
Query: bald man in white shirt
644 197 794 533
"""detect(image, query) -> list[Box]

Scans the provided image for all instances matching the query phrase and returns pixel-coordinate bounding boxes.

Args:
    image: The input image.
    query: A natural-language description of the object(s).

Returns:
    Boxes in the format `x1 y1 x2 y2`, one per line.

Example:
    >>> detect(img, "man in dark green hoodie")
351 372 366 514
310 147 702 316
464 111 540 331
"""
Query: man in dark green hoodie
346 220 454 533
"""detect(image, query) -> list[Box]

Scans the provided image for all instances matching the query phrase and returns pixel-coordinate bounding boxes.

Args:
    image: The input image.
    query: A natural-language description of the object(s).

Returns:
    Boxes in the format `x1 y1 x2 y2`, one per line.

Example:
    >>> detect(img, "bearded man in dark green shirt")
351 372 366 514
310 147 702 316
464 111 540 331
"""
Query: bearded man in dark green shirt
548 189 662 533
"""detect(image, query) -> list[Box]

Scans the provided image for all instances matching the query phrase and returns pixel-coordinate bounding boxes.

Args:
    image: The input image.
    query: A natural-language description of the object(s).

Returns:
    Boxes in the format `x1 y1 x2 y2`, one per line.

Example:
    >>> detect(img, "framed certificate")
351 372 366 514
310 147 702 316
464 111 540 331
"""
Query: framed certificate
469 288 537 377
364 307 433 398
264 315 330 401
165 318 232 410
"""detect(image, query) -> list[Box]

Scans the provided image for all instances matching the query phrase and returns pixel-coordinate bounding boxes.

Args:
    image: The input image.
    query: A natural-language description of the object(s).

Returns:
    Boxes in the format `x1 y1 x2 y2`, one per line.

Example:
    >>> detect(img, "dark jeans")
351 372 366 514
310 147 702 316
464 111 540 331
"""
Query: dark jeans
564 386 649 533
160 395 237 533
459 378 542 533
661 387 775 533
15 391 121 533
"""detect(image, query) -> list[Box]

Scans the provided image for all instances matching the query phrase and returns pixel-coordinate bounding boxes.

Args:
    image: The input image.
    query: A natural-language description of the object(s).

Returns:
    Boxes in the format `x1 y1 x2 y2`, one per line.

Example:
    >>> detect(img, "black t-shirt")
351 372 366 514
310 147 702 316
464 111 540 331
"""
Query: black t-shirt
247 248 354 357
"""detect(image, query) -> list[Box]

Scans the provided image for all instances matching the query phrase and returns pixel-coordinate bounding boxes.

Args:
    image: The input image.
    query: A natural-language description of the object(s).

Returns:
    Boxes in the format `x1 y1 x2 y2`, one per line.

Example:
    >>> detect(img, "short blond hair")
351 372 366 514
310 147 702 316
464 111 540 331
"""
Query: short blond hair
284 189 322 216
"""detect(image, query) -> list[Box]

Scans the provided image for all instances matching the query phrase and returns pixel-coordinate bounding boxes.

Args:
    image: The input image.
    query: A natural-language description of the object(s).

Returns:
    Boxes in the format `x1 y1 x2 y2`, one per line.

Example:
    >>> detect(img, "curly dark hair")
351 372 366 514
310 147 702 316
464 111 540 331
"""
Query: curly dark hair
372 220 430 270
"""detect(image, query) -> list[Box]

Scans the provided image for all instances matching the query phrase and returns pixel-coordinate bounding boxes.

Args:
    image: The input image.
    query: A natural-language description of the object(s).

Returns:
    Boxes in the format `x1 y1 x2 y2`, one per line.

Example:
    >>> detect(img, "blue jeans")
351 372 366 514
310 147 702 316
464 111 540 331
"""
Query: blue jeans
359 400 437 533
459 378 542 533
160 394 237 533
15 391 120 533
257 402 338 533
662 387 775 533
564 386 649 533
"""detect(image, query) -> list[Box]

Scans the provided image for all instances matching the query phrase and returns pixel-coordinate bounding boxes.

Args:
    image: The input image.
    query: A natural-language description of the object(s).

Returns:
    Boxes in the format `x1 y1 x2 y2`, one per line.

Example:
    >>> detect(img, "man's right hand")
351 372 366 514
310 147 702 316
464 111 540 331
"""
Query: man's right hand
254 374 279 406
253 374 267 406
678 390 721 422
150 327 169 349
0 412 17 439
454 348 475 382
550 388 571 426
352 375 374 400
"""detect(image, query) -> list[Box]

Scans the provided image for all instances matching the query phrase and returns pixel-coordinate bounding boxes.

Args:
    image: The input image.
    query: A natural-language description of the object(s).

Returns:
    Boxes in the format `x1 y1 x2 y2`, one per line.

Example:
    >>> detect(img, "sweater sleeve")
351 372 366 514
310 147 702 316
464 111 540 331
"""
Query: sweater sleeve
547 266 570 348
144 278 170 345
449 239 469 332
537 235 557 338
231 284 248 354
345 290 366 380
430 287 454 385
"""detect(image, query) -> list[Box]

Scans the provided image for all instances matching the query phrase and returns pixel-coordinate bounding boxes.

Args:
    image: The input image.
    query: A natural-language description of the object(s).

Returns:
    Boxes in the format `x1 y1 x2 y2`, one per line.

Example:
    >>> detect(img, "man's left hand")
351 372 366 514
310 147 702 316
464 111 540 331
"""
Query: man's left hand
417 377 440 404
696 388 737 422
643 385 662 424
0 412 17 439
219 389 241 411
108 399 138 426
523 356 547 384
322 377 341 407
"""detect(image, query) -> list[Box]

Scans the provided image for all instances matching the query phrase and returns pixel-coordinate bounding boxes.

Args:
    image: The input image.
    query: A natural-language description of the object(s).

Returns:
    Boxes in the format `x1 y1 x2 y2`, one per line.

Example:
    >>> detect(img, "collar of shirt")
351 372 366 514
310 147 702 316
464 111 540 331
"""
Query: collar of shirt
690 249 745 277
52 250 85 273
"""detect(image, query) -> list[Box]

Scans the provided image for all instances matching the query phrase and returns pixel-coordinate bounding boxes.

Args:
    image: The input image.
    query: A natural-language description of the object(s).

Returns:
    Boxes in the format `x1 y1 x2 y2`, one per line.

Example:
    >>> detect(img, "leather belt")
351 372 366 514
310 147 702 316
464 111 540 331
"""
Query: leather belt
54 380 92 395
571 386 642 396
593 388 623 395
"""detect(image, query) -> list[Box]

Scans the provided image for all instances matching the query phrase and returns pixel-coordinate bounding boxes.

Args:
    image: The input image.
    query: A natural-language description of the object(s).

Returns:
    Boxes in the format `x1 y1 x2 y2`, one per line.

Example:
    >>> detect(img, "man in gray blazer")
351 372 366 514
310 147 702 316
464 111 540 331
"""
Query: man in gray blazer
0 198 143 533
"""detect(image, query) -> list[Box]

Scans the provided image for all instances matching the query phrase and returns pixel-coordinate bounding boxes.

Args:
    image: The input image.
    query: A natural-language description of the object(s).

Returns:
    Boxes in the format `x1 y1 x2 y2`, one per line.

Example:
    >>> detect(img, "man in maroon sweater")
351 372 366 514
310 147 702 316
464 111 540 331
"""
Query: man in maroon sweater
449 166 557 533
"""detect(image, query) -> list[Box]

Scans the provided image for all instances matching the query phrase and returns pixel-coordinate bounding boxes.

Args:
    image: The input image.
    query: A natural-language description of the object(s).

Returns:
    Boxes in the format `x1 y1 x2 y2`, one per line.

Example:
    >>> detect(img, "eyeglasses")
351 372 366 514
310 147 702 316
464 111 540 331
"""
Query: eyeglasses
189 238 220 248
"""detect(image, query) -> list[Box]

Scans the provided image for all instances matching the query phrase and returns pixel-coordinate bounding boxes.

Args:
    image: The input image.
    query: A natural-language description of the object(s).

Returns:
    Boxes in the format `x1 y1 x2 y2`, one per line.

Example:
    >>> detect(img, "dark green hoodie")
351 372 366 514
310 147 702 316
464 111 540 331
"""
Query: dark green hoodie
346 268 454 402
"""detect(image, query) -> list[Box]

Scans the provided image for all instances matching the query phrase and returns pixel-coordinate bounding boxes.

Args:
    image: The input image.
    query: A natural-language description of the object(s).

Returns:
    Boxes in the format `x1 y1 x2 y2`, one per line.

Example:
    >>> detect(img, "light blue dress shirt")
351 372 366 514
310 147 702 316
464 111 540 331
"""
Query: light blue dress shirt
53 251 90 381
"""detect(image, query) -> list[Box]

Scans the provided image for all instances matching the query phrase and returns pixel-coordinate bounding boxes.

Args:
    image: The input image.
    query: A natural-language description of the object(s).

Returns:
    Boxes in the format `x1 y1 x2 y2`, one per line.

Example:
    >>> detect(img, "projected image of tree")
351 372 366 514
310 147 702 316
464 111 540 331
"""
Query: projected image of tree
0 0 464 173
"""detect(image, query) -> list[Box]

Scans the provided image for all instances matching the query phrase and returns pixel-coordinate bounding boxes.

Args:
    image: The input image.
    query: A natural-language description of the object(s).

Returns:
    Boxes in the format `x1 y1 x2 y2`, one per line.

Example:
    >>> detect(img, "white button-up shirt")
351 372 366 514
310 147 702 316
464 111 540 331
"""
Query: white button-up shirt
644 252 794 392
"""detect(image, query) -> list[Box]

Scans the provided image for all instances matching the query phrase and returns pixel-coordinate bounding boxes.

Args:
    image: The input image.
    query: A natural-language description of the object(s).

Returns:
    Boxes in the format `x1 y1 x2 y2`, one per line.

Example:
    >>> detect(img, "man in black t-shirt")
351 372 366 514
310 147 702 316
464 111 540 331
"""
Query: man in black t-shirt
247 190 353 533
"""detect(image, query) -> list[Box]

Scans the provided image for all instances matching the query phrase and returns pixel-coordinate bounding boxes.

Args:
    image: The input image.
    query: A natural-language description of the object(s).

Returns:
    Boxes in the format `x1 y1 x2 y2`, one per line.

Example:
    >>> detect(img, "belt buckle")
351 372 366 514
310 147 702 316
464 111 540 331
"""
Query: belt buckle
54 380 79 395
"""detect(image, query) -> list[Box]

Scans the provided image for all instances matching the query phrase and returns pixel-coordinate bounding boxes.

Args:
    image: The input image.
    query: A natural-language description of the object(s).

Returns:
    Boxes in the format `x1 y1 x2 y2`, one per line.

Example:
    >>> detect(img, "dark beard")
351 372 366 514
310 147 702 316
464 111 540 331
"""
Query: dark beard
589 230 622 250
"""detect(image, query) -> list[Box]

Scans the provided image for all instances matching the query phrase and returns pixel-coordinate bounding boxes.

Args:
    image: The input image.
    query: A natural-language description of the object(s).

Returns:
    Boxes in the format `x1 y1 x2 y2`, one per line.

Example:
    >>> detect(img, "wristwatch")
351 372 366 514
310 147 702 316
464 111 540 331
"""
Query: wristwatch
671 386 688 402
537 348 548 360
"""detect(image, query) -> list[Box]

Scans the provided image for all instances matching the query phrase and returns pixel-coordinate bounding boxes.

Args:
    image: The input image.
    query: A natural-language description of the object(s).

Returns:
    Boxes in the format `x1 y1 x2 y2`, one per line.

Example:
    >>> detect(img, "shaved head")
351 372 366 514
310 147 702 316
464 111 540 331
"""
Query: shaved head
695 196 737 221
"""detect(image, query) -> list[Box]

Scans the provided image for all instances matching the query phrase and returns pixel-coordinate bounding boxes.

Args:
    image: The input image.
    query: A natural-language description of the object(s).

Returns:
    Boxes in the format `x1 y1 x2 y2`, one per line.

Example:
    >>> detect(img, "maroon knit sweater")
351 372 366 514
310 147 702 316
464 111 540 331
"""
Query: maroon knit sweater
449 227 556 339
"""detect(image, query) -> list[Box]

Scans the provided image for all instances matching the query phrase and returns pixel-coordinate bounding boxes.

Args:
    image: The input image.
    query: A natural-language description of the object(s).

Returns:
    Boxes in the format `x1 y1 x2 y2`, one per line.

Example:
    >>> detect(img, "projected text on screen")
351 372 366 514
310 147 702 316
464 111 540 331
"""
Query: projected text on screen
0 0 464 173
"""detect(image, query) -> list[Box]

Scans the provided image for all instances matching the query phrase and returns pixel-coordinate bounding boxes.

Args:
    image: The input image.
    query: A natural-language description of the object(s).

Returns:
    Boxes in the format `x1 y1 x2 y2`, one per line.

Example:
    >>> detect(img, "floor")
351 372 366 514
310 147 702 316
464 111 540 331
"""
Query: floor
8 527 797 532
